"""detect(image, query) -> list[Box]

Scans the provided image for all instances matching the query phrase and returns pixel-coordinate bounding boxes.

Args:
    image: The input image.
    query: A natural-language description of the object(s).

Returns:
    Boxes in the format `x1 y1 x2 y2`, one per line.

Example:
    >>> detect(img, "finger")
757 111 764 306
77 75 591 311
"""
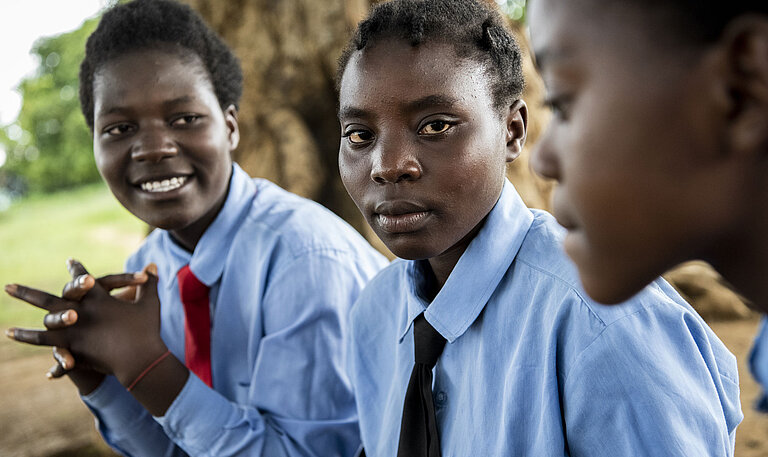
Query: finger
43 309 78 329
4 284 68 311
5 327 62 347
134 263 159 302
53 346 75 370
98 272 148 292
66 258 91 279
61 274 96 301
113 286 138 301
47 362 67 379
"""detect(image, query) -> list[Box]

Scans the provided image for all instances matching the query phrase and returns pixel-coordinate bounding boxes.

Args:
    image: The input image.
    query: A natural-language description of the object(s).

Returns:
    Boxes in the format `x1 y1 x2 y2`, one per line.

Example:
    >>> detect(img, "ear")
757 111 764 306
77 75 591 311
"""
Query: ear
505 99 528 163
224 105 241 152
719 16 768 158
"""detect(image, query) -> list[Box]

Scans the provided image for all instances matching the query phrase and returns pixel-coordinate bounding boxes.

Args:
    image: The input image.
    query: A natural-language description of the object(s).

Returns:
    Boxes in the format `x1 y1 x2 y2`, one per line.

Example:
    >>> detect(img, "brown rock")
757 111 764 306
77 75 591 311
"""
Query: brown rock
664 261 755 322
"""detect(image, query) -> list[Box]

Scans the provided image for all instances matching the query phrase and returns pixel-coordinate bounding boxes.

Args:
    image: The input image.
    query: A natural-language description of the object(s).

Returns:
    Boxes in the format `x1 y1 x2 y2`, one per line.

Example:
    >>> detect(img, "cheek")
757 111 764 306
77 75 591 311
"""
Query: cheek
338 153 369 202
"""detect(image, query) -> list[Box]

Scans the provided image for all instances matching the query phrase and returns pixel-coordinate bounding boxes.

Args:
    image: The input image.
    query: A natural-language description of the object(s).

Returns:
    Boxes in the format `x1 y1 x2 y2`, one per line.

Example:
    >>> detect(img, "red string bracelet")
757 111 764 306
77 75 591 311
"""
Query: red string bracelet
126 350 172 392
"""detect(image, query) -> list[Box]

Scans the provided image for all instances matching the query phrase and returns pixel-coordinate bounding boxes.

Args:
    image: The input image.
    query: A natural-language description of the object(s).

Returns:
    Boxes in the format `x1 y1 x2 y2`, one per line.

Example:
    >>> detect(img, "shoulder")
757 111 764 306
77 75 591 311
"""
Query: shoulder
232 178 386 269
348 259 404 327
509 210 737 378
513 209 690 325
124 228 166 271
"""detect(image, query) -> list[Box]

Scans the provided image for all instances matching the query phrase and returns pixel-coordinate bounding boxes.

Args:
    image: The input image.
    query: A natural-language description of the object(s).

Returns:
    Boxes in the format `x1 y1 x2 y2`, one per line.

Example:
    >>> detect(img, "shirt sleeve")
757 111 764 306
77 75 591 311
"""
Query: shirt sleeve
562 307 742 457
153 250 365 457
749 315 768 413
78 252 187 457
82 375 186 457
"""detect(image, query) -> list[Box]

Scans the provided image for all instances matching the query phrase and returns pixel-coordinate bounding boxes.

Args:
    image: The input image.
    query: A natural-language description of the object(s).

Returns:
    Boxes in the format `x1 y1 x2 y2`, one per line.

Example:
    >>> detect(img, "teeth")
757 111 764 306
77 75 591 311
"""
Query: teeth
140 176 187 193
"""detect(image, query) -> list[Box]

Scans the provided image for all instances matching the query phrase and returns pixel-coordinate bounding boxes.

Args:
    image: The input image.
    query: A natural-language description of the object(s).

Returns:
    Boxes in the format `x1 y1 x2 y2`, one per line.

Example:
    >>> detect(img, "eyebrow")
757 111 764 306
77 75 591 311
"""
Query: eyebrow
97 95 198 117
404 94 461 112
531 47 572 70
337 106 369 120
338 94 461 120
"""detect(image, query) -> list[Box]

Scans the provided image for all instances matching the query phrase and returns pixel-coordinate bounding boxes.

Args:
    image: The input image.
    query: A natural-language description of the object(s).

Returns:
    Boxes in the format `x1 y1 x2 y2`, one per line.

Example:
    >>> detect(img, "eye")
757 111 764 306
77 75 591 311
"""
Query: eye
418 120 452 135
103 123 135 137
171 114 202 127
543 95 571 121
343 129 374 145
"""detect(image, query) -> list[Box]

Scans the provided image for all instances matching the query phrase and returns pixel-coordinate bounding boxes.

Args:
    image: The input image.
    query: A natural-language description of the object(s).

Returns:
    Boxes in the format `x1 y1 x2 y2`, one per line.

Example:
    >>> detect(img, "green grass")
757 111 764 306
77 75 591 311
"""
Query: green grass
0 184 146 327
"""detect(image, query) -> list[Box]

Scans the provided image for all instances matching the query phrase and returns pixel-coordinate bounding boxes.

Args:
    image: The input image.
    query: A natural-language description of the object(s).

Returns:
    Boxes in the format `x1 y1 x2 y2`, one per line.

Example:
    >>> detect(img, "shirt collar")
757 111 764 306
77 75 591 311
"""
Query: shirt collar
399 179 534 343
162 163 256 288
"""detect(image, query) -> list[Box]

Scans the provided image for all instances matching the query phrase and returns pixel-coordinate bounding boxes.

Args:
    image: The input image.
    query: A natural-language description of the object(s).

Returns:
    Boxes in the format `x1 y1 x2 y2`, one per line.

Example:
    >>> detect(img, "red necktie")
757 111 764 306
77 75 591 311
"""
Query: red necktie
177 264 213 387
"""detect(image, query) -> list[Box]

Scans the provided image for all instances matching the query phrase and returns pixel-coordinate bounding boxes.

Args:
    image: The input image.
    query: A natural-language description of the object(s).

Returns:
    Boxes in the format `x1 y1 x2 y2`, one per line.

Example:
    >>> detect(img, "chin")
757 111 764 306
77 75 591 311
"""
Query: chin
564 241 645 305
380 235 439 261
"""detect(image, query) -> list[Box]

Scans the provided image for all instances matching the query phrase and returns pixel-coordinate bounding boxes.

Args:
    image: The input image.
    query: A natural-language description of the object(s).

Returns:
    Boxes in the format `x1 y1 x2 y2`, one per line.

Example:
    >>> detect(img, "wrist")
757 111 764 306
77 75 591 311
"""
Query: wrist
69 370 106 396
114 341 170 388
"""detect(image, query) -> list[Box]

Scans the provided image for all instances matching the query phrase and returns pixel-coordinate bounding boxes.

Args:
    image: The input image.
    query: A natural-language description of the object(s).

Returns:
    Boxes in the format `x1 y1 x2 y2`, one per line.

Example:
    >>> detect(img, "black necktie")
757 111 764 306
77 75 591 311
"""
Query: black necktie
397 313 447 457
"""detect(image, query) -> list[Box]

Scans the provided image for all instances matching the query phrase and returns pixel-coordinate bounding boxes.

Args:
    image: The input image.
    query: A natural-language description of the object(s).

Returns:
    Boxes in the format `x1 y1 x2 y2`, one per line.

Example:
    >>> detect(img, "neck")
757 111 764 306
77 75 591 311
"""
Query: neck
426 216 488 293
170 181 230 253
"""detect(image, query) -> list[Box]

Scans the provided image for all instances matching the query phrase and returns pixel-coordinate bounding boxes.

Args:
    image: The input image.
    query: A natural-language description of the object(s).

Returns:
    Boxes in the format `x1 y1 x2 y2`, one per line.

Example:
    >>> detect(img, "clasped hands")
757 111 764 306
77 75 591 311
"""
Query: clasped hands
4 260 168 395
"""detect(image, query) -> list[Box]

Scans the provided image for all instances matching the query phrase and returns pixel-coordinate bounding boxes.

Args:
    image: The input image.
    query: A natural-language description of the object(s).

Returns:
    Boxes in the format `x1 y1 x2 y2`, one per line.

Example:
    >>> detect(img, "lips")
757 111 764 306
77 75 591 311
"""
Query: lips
373 201 432 233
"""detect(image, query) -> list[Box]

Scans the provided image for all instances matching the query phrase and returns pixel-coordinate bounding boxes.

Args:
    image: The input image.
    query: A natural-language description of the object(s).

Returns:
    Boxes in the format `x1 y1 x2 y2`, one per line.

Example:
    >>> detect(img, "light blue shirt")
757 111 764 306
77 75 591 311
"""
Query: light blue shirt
749 316 768 412
83 164 388 457
348 180 742 457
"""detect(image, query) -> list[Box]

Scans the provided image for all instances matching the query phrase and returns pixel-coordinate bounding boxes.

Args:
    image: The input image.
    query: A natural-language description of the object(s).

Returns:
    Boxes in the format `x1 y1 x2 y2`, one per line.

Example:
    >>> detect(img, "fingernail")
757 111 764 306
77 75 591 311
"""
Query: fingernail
66 258 75 270
147 263 158 275
46 371 54 380
5 328 15 339
4 284 17 295
77 275 86 287
62 309 77 325
134 272 147 280
61 359 70 370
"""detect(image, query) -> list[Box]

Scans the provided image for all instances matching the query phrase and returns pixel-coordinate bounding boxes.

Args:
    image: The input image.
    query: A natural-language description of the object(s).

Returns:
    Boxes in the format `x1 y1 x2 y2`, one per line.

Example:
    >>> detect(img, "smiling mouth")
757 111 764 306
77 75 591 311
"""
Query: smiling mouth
139 176 188 193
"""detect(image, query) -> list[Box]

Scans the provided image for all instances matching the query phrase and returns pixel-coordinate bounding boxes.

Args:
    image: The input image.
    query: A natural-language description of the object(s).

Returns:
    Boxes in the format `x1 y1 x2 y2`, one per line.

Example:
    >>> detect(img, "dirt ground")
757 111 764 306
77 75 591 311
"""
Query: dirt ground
0 318 766 456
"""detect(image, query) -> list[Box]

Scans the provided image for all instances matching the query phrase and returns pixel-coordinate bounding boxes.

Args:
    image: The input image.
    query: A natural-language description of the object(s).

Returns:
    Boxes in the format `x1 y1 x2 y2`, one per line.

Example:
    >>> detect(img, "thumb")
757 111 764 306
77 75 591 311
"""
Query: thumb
135 263 159 302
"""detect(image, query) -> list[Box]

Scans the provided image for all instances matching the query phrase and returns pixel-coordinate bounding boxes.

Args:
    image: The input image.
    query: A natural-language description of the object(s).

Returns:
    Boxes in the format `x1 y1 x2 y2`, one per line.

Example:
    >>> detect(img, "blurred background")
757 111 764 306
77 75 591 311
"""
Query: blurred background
0 0 765 455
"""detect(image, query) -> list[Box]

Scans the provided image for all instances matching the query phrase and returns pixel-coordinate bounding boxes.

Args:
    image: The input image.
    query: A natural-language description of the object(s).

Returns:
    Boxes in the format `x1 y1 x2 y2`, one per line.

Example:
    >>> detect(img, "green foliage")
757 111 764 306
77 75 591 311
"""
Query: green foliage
0 183 146 327
1 18 100 194
497 0 526 22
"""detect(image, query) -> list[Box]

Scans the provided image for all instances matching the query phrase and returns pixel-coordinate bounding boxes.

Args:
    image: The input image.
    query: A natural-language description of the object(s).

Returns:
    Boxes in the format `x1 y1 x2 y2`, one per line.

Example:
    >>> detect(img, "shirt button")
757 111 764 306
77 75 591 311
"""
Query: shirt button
434 391 447 408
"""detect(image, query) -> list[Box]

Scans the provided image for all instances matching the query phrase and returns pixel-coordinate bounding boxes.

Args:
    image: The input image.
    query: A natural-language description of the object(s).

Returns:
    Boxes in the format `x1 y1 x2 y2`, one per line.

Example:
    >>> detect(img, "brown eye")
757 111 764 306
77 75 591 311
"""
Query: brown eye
345 130 374 144
419 121 451 135
104 123 134 136
171 114 202 126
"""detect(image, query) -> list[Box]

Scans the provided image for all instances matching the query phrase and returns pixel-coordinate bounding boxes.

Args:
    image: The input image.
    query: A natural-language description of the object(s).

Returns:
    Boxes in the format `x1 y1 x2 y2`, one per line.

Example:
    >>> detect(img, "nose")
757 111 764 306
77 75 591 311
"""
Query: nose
530 130 560 181
370 140 422 184
131 125 178 163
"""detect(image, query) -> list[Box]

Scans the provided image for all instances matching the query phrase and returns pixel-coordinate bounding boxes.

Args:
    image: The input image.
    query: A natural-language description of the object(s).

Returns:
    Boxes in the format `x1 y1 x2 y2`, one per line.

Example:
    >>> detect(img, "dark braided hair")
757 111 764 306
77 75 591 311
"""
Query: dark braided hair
337 0 525 112
79 0 242 129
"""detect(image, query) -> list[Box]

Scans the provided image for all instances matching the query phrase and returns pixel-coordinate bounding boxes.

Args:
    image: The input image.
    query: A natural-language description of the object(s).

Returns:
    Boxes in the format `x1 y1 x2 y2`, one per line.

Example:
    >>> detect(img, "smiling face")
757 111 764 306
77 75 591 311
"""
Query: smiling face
338 39 526 283
528 0 757 303
92 48 239 250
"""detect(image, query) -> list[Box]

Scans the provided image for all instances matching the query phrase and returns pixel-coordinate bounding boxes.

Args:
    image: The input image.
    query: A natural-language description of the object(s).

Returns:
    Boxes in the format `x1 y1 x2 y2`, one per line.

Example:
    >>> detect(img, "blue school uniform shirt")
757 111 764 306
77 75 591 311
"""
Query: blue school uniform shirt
348 180 742 457
82 163 388 457
749 316 768 413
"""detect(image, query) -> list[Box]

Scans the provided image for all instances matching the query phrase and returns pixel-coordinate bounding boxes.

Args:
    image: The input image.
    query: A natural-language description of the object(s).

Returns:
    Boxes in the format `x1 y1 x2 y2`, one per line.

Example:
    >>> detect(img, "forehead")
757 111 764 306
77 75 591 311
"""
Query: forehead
530 0 691 72
93 49 214 112
339 39 494 115
533 1 649 66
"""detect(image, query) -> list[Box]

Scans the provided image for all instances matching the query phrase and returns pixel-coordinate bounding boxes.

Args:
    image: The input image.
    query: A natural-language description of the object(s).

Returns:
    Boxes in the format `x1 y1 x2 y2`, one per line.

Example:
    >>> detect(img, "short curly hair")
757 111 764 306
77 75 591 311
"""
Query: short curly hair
337 0 525 112
79 0 242 129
